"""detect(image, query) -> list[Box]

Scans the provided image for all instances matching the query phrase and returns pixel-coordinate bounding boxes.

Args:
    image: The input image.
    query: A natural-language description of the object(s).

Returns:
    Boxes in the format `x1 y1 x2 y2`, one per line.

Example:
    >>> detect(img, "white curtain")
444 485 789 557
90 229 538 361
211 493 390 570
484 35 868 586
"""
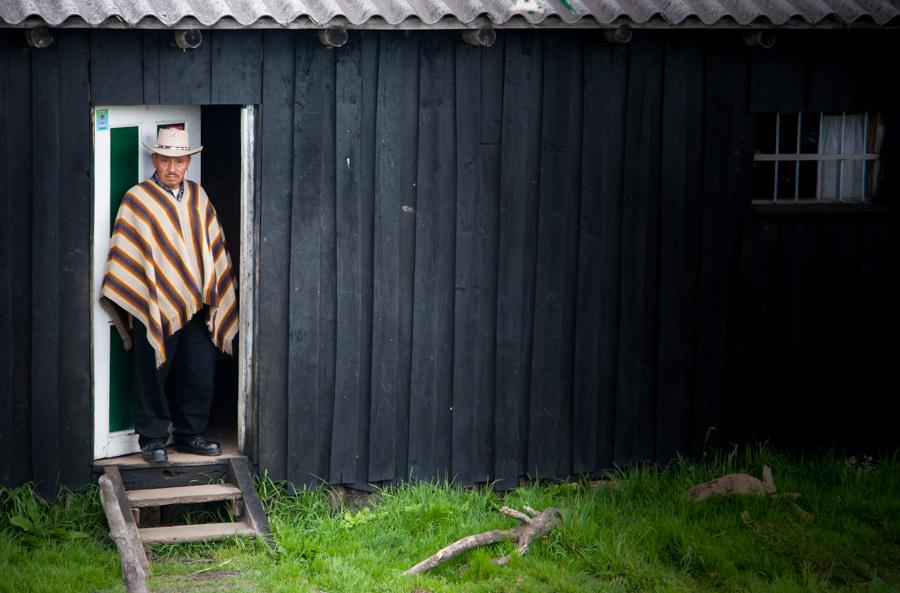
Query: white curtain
818 114 865 199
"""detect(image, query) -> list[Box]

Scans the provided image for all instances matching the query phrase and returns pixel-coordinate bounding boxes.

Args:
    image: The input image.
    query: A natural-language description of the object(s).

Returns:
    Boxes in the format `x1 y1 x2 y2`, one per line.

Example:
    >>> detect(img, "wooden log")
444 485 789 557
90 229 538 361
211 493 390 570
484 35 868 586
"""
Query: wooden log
403 506 563 575
99 475 149 593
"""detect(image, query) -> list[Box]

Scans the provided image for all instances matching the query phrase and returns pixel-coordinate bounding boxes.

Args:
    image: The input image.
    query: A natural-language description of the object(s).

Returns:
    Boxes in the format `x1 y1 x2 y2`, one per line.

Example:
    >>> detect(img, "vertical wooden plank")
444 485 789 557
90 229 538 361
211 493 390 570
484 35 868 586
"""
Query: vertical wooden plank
30 42 61 497
408 33 456 481
748 43 806 113
572 41 628 475
89 30 143 105
451 40 503 485
818 220 861 446
394 34 421 481
330 33 377 485
691 42 749 455
369 32 419 482
0 33 12 485
5 39 33 486
141 31 161 105
55 30 93 488
256 30 295 481
655 38 704 463
527 32 581 480
730 215 778 446
858 220 899 450
286 35 336 488
211 31 263 105
614 36 663 464
158 34 211 104
494 32 543 488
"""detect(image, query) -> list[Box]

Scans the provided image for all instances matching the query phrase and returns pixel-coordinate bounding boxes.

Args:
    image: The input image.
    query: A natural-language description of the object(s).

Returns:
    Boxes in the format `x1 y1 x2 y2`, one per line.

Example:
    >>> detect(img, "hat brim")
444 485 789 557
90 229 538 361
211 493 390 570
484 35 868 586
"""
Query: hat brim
142 142 203 157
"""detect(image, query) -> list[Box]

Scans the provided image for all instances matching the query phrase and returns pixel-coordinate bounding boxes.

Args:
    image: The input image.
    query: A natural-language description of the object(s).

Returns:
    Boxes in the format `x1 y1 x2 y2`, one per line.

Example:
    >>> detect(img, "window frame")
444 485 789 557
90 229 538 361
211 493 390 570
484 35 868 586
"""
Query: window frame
752 111 883 205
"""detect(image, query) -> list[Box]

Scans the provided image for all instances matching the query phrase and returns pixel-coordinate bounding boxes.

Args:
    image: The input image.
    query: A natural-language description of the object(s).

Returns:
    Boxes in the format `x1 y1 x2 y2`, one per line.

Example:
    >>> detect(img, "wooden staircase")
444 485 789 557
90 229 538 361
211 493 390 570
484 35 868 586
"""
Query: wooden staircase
98 454 271 571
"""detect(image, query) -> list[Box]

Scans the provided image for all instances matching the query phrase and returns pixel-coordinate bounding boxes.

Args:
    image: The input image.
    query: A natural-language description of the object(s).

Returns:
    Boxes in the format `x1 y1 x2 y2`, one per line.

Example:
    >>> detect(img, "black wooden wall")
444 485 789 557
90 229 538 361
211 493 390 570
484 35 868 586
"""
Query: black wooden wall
0 28 897 495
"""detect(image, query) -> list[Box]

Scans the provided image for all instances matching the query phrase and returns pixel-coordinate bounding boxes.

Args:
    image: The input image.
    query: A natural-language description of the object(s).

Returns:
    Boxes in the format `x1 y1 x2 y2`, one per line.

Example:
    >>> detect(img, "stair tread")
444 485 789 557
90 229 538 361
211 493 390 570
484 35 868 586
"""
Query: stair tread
139 522 256 544
127 484 242 507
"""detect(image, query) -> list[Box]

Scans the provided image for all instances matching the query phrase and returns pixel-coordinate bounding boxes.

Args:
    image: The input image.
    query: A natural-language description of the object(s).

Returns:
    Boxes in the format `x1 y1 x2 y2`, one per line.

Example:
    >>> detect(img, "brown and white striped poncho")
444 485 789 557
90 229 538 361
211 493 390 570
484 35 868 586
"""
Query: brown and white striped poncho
100 178 237 368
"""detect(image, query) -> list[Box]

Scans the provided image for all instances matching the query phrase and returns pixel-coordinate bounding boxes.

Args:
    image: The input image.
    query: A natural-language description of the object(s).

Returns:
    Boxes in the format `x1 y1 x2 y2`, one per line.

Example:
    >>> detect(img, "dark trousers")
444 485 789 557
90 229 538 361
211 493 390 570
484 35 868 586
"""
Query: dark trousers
133 312 217 447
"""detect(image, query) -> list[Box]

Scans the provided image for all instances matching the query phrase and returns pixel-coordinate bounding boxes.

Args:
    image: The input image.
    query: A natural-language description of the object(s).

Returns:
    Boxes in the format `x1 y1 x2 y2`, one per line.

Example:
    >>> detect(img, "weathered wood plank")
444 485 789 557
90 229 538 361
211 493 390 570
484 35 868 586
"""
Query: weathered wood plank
227 457 272 544
450 41 484 485
655 38 704 463
494 32 543 488
5 40 32 487
140 31 160 104
102 467 149 571
749 43 806 113
527 32 581 480
572 41 628 474
255 30 295 481
286 35 336 488
158 32 212 104
30 41 62 498
369 33 419 482
139 522 255 544
211 30 263 105
408 33 456 481
330 33 377 485
691 42 748 454
126 484 242 507
56 30 93 488
89 30 143 105
0 33 12 486
614 36 663 464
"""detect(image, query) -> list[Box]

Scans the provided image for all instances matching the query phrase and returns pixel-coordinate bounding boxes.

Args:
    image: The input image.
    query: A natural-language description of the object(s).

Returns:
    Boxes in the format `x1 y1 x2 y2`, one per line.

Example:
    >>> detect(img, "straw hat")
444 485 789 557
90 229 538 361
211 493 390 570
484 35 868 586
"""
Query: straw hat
142 127 203 157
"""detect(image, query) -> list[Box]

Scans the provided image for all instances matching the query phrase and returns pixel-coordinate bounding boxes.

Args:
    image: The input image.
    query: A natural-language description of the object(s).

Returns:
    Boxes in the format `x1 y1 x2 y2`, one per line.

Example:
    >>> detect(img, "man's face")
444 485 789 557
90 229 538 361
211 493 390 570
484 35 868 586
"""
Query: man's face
151 154 191 190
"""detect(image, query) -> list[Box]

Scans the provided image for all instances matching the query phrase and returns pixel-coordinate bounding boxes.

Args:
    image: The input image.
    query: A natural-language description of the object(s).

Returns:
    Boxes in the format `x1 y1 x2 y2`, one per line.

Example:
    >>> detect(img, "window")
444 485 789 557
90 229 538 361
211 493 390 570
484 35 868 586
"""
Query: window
752 112 884 204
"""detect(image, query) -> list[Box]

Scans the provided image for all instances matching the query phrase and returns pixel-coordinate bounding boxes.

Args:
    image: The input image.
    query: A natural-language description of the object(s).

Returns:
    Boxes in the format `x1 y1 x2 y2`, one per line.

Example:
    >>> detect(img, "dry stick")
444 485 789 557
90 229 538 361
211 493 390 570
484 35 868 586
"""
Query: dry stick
99 475 149 593
403 506 563 576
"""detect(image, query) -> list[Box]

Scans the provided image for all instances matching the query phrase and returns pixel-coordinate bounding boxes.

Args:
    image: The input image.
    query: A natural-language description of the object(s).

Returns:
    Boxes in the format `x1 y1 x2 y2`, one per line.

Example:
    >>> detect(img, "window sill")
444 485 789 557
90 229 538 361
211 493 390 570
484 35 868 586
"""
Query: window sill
751 202 890 216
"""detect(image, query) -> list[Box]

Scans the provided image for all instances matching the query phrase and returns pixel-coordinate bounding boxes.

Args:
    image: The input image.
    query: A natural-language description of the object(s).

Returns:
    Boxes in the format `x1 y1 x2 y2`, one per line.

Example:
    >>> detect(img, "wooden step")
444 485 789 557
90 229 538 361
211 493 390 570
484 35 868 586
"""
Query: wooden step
126 484 242 508
139 522 256 544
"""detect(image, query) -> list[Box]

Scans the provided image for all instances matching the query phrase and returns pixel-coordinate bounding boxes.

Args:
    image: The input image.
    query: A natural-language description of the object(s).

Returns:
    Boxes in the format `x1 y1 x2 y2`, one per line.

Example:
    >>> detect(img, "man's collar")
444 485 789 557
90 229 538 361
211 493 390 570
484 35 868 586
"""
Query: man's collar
151 172 184 200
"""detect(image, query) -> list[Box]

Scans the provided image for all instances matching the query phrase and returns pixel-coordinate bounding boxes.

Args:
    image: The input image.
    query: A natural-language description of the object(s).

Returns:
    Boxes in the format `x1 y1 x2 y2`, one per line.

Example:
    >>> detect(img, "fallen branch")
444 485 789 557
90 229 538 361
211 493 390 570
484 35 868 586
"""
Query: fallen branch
403 506 563 575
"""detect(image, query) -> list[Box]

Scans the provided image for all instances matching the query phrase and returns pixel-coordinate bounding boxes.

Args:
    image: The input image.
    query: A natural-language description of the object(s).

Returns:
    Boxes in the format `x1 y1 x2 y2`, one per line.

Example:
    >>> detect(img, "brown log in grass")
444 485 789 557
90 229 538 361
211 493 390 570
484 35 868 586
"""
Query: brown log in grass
403 506 564 575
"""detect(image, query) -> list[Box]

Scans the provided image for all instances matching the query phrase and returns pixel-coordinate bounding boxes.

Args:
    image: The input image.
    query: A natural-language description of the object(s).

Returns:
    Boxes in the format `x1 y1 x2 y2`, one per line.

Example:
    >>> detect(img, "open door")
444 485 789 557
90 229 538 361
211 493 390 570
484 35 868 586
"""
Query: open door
91 106 201 459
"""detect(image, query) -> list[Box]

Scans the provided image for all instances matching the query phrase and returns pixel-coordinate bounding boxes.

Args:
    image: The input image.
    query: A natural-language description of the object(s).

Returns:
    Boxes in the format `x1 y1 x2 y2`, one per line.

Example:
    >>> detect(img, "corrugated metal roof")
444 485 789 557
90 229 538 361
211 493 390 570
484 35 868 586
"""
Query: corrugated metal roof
1 0 898 29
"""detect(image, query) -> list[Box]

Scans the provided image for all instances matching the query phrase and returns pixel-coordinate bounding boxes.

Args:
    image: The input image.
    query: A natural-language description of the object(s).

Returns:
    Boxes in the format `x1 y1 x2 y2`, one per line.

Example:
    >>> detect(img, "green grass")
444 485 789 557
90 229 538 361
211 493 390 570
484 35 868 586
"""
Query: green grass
1 446 899 592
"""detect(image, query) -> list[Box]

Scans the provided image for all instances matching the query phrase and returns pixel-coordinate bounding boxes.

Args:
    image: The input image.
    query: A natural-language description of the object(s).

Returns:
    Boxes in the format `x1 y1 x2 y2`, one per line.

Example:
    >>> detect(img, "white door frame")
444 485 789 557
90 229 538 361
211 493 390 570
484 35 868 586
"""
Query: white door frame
91 105 257 460
237 105 257 457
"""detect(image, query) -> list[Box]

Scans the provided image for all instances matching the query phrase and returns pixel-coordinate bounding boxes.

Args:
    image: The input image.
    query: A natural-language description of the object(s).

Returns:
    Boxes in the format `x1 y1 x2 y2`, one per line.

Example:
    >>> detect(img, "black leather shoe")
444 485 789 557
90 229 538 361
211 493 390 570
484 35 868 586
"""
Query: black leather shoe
141 441 168 463
174 436 221 456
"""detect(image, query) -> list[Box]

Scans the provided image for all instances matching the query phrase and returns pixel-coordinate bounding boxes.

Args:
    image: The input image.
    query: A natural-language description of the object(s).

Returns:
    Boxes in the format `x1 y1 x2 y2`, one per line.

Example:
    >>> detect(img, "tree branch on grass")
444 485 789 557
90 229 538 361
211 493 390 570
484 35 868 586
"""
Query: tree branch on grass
403 506 564 575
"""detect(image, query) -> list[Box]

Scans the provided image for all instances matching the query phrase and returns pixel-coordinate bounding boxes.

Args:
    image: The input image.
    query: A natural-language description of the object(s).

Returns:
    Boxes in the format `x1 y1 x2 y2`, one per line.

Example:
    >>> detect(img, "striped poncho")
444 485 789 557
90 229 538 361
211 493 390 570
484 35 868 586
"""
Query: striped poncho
100 178 238 368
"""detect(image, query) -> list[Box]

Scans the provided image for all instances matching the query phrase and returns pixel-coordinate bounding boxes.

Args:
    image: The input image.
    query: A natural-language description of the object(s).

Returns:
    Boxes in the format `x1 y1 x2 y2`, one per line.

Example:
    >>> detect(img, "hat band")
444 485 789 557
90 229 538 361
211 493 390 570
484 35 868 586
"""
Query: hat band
155 144 193 151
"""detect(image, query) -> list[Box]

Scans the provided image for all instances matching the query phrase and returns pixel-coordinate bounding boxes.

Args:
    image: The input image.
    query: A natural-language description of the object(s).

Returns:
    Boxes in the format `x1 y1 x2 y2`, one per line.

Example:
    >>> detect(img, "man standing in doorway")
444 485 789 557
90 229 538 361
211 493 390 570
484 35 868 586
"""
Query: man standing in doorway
100 127 238 463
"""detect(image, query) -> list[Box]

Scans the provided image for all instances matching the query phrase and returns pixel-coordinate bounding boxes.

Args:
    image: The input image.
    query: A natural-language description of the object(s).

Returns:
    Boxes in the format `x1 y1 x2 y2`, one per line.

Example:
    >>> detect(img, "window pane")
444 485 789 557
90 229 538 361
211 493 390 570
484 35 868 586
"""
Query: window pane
752 161 775 200
777 161 796 201
778 113 799 154
755 113 777 154
800 113 819 153
798 161 818 200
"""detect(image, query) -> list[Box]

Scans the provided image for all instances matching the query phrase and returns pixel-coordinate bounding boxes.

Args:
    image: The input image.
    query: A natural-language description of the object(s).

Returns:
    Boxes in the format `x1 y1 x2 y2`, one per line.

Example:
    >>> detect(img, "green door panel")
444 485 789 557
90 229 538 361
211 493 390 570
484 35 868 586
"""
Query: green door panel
108 126 138 432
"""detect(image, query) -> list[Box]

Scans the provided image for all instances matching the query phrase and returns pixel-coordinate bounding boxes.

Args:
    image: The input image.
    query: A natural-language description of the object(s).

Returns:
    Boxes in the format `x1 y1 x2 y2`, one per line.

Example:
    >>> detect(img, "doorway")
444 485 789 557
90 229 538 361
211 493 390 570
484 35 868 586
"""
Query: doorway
91 104 254 460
